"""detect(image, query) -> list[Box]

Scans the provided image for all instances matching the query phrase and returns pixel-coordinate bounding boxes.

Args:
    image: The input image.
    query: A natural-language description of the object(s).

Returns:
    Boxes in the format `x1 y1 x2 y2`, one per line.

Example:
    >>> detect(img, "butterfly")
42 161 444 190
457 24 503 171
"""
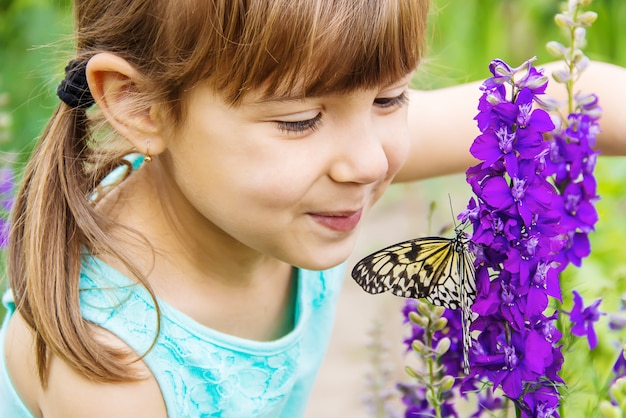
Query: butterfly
351 226 477 374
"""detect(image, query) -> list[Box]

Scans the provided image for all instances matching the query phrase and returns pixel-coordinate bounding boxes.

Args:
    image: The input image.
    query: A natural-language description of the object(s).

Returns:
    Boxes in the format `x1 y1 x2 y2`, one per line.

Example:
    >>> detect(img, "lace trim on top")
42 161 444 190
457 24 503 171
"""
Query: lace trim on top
79 256 343 418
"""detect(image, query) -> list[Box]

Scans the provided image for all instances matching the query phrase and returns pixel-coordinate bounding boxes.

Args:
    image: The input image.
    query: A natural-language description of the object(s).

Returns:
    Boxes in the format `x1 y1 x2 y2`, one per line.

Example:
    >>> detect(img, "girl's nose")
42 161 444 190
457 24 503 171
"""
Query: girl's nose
328 123 390 185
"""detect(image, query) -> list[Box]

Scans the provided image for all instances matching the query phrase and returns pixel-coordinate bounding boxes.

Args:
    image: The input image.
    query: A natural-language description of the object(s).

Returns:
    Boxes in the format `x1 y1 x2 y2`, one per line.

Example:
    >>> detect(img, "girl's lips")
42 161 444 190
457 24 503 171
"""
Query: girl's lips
308 209 363 232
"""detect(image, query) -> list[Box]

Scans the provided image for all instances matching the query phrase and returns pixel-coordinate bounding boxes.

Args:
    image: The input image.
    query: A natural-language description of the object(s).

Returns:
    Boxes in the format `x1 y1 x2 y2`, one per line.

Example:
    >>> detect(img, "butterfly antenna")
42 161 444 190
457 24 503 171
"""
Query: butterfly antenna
447 194 459 232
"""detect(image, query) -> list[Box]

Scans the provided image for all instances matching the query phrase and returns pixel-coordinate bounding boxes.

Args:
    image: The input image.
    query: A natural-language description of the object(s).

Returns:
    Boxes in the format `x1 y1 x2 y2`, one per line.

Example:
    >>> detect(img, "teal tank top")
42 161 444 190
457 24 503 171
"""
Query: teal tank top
1 257 345 417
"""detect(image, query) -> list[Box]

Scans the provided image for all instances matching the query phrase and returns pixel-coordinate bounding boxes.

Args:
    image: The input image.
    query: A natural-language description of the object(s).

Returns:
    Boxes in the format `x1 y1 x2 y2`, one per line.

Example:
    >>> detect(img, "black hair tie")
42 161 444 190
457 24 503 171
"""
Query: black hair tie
56 59 95 109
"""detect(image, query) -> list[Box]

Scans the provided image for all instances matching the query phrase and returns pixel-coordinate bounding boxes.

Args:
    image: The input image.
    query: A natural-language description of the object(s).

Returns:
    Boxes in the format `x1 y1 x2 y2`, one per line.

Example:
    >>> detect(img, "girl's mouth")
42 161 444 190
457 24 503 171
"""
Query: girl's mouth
308 209 363 232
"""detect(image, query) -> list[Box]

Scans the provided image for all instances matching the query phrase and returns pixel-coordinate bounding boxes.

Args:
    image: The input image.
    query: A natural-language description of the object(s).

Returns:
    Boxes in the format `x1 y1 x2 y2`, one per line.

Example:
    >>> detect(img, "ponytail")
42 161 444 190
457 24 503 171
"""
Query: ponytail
8 102 142 385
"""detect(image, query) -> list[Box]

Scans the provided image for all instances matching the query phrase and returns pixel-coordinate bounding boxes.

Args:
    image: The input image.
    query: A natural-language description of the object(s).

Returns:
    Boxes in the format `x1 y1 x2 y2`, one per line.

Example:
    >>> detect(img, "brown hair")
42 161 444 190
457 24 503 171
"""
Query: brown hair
9 0 430 385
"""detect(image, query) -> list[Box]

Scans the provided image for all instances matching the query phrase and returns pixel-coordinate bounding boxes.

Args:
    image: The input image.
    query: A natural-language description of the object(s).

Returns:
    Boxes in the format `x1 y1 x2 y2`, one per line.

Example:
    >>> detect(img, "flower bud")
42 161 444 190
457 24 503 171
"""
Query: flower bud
534 96 563 112
412 340 428 355
435 337 451 355
432 306 446 319
598 401 620 418
554 13 575 29
404 365 419 379
432 317 448 331
439 375 456 392
426 390 437 406
521 73 548 91
577 11 598 27
584 107 602 119
575 92 598 110
575 55 590 73
486 92 503 106
571 48 584 64
546 41 567 58
609 377 626 402
0 113 10 130
409 311 427 328
489 59 514 78
574 27 587 49
552 69 573 84
416 302 432 317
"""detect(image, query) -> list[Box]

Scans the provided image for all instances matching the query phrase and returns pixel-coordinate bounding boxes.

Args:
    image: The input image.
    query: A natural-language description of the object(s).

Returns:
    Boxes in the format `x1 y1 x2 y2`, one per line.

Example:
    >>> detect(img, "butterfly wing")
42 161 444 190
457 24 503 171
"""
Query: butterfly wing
351 237 457 301
351 232 478 374
457 240 476 374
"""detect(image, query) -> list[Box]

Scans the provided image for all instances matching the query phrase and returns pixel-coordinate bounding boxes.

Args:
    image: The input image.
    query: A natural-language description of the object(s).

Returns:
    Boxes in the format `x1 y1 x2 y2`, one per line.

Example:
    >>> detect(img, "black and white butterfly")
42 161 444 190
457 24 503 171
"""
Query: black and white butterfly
351 226 477 374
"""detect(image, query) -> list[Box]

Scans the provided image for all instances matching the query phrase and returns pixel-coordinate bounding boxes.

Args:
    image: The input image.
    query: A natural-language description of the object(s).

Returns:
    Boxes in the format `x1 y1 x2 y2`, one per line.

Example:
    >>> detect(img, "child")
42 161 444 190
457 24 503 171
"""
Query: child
1 0 626 417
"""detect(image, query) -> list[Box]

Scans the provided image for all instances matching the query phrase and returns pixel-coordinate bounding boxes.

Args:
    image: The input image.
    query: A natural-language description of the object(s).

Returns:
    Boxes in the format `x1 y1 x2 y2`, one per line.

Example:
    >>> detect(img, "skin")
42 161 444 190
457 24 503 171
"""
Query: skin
4 55 626 416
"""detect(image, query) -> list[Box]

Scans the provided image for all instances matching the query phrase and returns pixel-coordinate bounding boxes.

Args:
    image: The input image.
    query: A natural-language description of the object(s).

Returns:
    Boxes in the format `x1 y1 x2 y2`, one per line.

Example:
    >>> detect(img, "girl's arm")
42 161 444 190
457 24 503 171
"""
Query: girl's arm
396 61 626 182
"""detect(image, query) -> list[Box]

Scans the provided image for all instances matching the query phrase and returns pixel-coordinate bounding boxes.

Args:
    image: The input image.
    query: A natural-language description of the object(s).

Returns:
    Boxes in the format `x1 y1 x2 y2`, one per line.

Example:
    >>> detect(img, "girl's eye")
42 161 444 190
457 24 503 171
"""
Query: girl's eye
274 113 322 135
374 91 409 109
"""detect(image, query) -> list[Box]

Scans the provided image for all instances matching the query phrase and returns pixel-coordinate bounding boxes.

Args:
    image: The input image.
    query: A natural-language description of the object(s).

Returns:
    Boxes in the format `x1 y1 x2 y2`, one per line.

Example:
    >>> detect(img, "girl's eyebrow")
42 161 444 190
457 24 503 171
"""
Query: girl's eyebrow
246 72 416 106
250 95 311 105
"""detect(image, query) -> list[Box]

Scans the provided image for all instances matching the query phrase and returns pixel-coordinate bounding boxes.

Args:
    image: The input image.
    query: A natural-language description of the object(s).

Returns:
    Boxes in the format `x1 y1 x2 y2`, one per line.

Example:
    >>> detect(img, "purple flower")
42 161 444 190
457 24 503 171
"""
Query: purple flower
398 383 459 418
558 182 598 233
470 88 554 175
460 57 587 413
554 231 591 269
0 166 14 248
472 273 528 330
405 52 602 417
527 261 562 309
520 387 561 418
517 64 549 95
398 384 431 417
613 349 626 378
471 328 554 399
469 390 505 418
570 290 604 349
609 314 626 331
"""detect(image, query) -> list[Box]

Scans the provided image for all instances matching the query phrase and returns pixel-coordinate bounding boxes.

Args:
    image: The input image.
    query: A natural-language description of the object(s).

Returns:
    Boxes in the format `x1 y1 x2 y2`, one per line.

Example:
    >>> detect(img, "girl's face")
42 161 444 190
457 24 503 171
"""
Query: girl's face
158 74 413 270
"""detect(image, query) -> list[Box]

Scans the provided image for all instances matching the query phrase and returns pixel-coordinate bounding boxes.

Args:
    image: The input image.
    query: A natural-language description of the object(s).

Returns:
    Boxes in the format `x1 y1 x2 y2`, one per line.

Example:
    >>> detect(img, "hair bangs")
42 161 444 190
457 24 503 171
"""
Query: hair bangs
185 0 430 104
83 0 428 120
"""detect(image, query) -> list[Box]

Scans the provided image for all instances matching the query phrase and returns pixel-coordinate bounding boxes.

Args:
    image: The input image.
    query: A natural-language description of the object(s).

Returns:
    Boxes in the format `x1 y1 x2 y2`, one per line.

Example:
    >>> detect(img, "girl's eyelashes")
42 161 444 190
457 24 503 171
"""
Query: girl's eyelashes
373 91 409 108
274 112 323 135
271 90 407 135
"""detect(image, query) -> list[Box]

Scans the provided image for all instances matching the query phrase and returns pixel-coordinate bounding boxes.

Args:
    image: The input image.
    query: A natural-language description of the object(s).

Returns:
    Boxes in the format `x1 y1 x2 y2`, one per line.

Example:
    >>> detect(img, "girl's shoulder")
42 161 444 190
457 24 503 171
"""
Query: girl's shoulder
2 310 40 417
42 326 167 418
2 298 166 418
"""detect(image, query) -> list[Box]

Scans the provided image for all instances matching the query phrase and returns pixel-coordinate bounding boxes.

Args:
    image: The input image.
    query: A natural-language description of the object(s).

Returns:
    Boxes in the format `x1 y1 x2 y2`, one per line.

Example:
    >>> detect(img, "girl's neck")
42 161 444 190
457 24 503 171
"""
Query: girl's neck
98 164 297 341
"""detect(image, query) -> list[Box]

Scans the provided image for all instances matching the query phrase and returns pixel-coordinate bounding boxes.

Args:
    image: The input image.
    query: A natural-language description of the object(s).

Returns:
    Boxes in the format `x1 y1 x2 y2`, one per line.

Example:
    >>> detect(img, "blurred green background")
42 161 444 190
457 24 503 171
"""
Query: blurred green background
1 0 625 157
1 1 626 414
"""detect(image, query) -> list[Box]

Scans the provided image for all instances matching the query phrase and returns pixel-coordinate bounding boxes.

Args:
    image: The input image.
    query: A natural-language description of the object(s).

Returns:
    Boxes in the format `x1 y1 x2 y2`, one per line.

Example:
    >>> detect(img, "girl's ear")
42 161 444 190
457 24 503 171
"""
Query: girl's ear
86 53 166 156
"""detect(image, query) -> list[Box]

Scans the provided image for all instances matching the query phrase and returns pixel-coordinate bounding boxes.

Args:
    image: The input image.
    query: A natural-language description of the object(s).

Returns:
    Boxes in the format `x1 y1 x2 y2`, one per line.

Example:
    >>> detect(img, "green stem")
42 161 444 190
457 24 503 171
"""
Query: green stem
502 398 511 418
426 328 442 418
557 7 582 418
566 5 580 115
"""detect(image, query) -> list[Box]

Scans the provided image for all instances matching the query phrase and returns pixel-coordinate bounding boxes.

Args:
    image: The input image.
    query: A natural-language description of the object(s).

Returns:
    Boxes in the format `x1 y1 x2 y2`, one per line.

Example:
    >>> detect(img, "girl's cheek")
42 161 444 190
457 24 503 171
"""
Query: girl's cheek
386 130 411 179
369 129 410 205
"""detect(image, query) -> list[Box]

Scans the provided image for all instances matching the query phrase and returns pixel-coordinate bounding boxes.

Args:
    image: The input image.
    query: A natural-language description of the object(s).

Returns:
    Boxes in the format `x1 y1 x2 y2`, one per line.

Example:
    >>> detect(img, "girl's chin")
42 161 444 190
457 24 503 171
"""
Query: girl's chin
290 242 356 271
